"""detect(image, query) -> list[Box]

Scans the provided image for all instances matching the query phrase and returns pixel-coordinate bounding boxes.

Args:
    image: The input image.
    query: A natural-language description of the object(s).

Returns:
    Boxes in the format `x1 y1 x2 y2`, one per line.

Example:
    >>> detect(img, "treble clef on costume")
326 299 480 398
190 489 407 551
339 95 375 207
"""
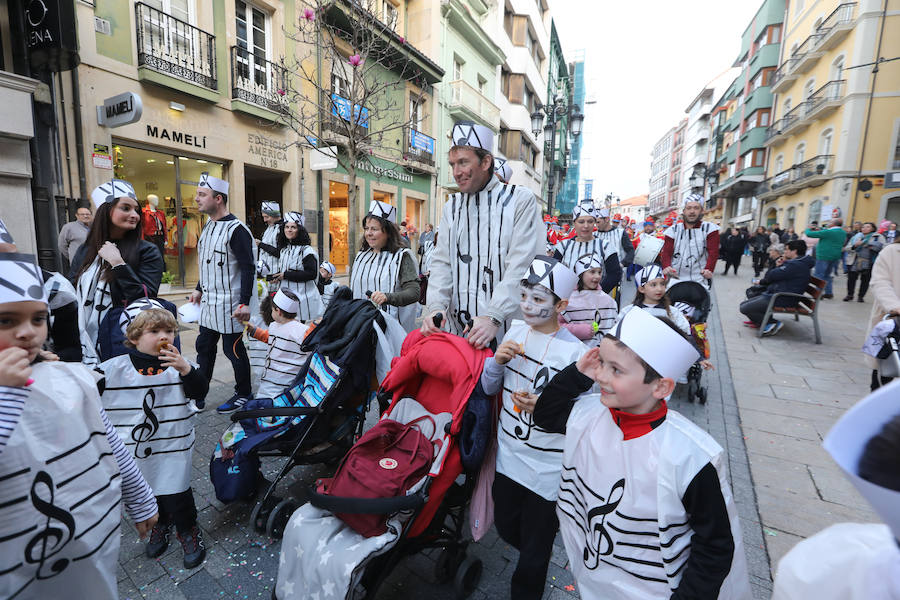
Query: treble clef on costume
23 471 76 579
583 478 626 570
131 389 159 458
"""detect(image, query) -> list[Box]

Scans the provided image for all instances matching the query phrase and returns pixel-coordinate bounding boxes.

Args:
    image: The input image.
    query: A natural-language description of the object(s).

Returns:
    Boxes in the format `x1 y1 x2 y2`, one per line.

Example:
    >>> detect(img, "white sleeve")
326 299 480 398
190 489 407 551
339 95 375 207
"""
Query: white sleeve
424 201 454 315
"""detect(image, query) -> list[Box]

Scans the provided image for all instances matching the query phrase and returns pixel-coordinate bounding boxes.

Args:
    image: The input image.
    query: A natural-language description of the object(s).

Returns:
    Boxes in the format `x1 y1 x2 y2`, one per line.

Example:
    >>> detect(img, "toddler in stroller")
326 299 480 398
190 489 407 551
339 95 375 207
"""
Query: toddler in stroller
666 279 713 403
274 329 495 600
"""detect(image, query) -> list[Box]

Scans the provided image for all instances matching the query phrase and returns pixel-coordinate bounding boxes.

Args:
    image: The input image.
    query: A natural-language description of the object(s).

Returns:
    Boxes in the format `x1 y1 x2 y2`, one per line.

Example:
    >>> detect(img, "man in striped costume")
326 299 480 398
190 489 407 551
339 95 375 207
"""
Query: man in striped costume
188 173 257 413
422 121 543 348
660 193 720 289
595 207 635 274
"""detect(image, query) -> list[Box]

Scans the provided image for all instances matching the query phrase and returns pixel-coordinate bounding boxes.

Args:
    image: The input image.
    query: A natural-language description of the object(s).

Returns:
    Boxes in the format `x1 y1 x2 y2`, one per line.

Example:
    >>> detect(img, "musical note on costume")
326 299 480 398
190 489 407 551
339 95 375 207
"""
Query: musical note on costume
532 366 550 395
512 408 535 441
131 389 159 458
583 478 625 570
456 249 473 264
23 471 76 579
455 309 473 332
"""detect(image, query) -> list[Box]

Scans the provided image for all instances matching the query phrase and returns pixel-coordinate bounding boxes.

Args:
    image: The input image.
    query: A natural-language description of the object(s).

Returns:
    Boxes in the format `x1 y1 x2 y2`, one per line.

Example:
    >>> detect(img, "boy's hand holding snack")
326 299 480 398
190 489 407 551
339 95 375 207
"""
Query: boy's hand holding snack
159 344 191 376
0 347 32 387
494 340 523 365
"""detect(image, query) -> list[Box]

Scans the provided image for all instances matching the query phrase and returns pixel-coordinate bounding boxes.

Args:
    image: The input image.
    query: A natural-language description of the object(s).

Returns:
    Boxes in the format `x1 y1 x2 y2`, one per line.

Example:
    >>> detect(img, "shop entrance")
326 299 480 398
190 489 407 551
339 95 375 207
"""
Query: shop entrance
244 166 285 238
113 144 224 287
329 181 349 273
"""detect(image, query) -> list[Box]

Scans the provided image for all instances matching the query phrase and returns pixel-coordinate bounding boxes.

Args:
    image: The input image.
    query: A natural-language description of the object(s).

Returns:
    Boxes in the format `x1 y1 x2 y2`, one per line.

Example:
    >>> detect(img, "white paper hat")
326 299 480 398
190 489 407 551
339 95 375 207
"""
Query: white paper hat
199 172 229 196
597 207 610 218
571 200 599 220
273 288 299 314
0 253 48 305
824 380 900 541
261 201 281 216
682 192 705 208
610 307 699 380
43 271 78 311
256 258 271 278
636 264 665 287
284 211 305 226
494 155 512 184
119 298 167 335
524 255 578 300
574 253 603 277
451 121 493 153
367 200 397 223
0 217 14 244
321 261 336 276
178 302 201 323
91 179 137 207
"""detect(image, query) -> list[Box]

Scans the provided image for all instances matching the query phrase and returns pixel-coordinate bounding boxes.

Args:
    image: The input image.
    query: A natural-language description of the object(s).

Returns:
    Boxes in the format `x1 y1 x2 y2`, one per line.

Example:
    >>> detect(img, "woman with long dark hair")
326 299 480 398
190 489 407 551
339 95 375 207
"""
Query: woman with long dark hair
348 201 419 330
70 179 163 365
265 211 322 321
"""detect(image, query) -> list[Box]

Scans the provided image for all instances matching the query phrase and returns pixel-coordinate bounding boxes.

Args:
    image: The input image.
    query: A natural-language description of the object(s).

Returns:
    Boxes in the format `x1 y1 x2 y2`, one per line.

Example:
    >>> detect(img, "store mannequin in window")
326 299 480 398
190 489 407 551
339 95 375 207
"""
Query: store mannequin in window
143 194 166 258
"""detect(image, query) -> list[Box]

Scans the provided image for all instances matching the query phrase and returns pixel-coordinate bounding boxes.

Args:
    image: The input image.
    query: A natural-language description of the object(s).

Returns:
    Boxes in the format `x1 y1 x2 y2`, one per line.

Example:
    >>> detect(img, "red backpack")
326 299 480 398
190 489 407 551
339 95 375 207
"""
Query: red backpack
316 416 435 537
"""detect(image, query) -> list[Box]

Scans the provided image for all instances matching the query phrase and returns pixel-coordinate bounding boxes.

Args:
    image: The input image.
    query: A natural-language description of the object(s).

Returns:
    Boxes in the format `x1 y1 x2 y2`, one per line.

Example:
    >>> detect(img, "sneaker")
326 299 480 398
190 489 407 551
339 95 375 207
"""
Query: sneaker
822 293 834 299
742 320 760 329
762 321 783 336
145 523 170 558
843 295 853 302
216 394 248 414
177 526 206 569
858 297 865 303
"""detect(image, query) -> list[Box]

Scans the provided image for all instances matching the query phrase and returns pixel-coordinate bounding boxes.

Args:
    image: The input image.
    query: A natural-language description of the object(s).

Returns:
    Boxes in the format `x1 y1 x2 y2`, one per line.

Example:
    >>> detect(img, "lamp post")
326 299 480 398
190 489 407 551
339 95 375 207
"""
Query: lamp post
531 96 583 215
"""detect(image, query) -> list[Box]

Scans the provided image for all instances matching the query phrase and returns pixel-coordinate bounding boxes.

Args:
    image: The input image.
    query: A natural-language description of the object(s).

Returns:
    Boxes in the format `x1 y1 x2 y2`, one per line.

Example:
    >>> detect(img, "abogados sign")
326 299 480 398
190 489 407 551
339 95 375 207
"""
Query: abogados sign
24 0 79 71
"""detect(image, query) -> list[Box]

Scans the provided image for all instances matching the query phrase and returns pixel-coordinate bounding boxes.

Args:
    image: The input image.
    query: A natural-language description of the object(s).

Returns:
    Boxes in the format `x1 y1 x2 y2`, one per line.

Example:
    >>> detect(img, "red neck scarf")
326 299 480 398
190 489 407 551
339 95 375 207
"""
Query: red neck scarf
609 401 668 440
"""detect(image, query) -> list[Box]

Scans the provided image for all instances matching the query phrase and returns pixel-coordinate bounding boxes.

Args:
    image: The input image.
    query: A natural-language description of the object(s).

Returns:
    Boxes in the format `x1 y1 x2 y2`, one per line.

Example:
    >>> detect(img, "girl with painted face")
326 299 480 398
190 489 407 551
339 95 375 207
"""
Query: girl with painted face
478 255 586 600
560 254 618 346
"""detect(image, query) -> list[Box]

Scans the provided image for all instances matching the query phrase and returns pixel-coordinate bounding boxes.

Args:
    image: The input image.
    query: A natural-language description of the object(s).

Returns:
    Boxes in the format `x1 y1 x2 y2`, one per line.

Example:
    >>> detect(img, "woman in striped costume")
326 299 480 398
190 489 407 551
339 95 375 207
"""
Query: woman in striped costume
269 212 323 322
554 200 621 294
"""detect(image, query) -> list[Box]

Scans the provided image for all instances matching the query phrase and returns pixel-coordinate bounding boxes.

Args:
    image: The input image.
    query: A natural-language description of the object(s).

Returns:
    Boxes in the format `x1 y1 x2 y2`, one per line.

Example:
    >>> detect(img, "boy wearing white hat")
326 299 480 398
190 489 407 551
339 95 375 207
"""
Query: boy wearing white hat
479 255 586 600
533 309 752 600
316 261 339 310
256 200 283 279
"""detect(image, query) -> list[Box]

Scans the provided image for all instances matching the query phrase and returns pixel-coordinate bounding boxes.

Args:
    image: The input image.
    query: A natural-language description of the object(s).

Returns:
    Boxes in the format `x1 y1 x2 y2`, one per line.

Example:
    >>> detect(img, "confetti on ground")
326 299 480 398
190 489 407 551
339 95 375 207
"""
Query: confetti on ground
764 528 778 536
565 584 575 591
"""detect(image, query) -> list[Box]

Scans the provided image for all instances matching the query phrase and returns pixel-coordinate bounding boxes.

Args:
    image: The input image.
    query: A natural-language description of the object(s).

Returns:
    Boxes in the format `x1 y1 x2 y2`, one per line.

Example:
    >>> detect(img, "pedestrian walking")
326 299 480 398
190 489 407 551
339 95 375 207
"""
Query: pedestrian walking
255 201 283 288
188 173 257 414
720 227 748 276
844 222 884 302
804 218 845 298
750 226 770 276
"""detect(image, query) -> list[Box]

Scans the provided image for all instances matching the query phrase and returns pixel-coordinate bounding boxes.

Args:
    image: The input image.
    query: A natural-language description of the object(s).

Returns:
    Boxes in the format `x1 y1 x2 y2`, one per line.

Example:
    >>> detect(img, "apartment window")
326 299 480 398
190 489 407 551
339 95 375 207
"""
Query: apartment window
803 79 816 101
504 7 513 38
382 1 398 28
774 154 784 173
236 0 269 87
145 0 190 21
794 143 806 164
746 109 771 129
453 59 462 81
892 129 900 169
768 24 782 44
409 95 423 131
523 86 533 112
761 67 776 87
782 98 792 117
500 69 510 96
831 56 844 81
819 128 833 156
331 71 349 97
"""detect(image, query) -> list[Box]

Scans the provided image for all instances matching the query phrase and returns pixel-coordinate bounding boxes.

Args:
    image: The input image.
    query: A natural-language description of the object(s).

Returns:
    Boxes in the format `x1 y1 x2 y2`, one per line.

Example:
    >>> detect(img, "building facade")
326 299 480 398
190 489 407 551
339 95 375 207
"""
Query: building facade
667 120 687 211
610 194 649 225
541 21 571 215
757 0 900 229
556 50 585 216
648 126 675 219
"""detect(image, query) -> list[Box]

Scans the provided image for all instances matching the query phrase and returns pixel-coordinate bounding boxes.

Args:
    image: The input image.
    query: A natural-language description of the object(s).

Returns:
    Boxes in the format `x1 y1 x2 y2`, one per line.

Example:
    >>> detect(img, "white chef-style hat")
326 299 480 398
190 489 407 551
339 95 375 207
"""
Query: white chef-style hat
320 261 336 276
824 380 900 541
523 255 578 301
367 200 397 223
284 211 305 226
90 179 137 207
273 288 299 314
0 252 48 305
571 200 599 220
494 155 512 184
119 298 168 335
451 121 494 154
261 201 281 216
43 271 78 311
199 172 229 196
635 264 665 287
610 307 700 380
0 217 14 244
682 192 705 208
574 253 603 277
597 207 610 218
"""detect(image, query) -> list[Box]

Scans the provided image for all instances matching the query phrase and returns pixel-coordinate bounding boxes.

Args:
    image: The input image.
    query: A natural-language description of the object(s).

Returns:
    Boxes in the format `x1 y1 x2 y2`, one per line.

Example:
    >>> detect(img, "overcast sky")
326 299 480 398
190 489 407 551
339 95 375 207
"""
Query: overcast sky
550 0 764 200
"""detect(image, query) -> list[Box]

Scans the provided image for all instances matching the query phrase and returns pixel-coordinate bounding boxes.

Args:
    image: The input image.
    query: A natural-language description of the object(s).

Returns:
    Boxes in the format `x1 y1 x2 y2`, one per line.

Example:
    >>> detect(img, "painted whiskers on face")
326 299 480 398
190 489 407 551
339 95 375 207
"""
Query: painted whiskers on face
520 285 556 327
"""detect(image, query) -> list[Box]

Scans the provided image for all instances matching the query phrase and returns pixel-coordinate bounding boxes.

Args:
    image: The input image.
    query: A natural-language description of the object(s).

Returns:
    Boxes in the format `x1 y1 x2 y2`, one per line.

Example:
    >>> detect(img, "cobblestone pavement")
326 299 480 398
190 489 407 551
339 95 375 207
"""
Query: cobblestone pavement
118 279 769 599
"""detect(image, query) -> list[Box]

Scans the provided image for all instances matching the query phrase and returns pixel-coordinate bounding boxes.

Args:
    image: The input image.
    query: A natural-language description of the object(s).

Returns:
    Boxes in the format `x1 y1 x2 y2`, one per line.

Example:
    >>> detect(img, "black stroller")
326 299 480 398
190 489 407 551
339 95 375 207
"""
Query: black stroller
667 280 712 404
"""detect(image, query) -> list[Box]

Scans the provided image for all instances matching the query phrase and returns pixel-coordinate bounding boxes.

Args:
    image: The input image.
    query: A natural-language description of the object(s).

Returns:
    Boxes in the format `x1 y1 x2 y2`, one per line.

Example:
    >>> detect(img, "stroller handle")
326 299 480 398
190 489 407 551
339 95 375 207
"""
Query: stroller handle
305 487 426 515
230 406 322 422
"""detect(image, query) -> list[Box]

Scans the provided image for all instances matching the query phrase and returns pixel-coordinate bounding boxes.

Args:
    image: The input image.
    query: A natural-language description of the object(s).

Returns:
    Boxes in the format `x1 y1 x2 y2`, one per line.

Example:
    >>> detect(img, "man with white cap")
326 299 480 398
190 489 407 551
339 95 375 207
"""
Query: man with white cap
771 381 900 599
533 308 752 600
188 173 257 413
256 201 282 281
554 199 622 293
660 192 720 288
595 206 635 272
421 120 543 348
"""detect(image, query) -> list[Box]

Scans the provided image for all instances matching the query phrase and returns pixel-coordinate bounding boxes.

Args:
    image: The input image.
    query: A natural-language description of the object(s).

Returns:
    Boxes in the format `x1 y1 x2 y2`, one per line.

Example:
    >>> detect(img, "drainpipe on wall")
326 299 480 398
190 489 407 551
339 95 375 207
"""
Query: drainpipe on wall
71 67 88 204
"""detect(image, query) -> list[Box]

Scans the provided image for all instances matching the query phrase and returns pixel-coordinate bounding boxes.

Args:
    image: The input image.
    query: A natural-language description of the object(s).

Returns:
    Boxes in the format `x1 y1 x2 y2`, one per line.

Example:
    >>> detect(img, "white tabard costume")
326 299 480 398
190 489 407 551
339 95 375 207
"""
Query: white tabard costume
425 177 543 337
555 236 616 270
557 396 751 600
0 362 123 600
617 303 691 337
664 222 719 287
493 320 586 500
197 217 258 334
320 280 339 311
257 320 310 399
97 354 195 496
276 244 324 321
259 223 280 280
76 258 113 366
596 227 626 265
349 248 417 331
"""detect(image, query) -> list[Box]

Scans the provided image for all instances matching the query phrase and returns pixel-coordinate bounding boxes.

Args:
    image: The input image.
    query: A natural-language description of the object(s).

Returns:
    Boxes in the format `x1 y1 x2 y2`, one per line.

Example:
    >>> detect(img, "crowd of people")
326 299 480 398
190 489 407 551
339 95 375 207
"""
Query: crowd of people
1 117 899 600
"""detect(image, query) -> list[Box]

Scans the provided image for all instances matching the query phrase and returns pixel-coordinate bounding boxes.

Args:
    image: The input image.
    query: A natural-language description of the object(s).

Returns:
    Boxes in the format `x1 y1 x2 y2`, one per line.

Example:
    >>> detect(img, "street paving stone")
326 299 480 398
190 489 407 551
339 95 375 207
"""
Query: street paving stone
118 278 771 599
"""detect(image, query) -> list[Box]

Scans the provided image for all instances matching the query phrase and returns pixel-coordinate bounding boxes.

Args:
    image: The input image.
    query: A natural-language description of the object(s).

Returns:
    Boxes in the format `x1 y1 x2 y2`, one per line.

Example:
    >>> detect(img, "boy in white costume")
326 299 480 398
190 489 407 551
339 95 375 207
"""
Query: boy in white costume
98 307 209 568
256 200 283 283
772 381 900 600
533 308 751 600
0 252 158 600
317 261 339 310
479 255 586 600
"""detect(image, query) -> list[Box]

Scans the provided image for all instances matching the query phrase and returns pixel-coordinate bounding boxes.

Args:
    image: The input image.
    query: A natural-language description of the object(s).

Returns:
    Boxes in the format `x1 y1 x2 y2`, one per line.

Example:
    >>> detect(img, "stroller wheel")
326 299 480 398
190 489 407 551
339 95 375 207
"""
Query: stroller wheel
250 495 281 534
453 556 482 599
266 498 299 539
434 548 461 584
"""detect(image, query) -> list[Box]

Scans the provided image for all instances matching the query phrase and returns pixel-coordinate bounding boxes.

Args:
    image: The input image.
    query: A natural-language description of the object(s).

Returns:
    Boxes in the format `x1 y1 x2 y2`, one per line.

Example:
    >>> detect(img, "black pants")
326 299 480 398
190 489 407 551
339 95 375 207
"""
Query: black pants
752 251 767 276
157 488 198 534
847 269 872 298
739 295 775 326
871 369 895 391
723 253 742 275
492 473 558 600
196 326 251 397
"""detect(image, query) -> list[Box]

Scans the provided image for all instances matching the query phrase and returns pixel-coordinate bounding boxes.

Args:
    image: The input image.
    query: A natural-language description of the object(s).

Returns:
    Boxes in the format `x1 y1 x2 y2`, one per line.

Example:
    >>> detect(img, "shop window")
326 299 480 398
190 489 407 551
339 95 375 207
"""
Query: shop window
373 190 394 205
328 181 349 271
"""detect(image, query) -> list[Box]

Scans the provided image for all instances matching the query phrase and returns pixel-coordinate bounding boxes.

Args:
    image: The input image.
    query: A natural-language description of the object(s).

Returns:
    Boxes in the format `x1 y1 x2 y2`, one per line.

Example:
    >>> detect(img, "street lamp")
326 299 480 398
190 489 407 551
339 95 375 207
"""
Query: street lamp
531 93 584 215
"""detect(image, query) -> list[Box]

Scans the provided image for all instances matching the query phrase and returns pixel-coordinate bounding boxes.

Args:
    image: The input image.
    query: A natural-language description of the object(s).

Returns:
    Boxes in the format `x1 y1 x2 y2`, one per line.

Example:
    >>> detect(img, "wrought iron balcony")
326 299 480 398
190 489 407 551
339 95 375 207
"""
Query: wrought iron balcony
771 58 799 93
792 32 825 74
447 80 500 130
321 92 369 142
403 127 435 167
791 155 834 186
816 3 856 50
135 2 217 90
804 80 845 120
230 46 288 115
765 102 808 144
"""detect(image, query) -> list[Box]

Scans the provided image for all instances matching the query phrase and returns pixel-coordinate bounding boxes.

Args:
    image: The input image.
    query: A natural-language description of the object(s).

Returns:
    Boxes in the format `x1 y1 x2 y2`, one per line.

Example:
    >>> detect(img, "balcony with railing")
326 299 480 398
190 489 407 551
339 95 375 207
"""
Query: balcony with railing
765 102 809 145
771 57 799 93
403 127 436 169
447 80 500 130
759 155 834 198
230 46 288 116
804 80 845 122
817 3 856 50
792 32 825 74
135 2 217 93
321 93 370 142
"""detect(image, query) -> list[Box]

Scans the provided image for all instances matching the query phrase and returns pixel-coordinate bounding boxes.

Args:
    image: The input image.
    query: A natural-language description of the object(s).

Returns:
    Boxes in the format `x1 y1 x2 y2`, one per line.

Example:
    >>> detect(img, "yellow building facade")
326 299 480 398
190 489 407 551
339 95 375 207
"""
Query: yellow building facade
758 0 900 229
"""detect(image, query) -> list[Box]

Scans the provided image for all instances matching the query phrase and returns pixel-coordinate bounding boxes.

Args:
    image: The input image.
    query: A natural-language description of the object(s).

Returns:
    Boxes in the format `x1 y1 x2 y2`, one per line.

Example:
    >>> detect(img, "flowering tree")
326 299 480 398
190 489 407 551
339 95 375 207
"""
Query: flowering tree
280 0 436 249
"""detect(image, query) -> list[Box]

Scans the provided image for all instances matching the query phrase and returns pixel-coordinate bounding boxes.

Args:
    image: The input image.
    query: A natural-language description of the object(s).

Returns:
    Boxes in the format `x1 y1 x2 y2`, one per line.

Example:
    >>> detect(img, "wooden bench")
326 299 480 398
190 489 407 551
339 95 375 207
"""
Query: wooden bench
757 275 826 344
